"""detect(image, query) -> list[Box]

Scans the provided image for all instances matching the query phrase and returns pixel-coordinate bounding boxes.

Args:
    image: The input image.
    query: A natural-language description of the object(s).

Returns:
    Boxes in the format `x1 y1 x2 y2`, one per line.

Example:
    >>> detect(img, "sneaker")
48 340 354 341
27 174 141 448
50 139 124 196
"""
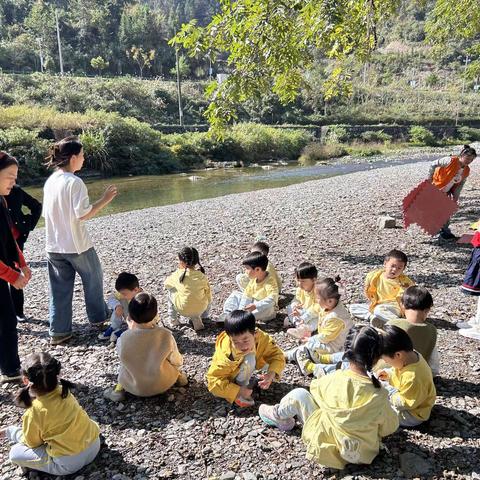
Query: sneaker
458 327 480 340
175 372 188 387
98 326 114 341
294 349 313 377
110 328 125 342
0 371 22 384
456 319 476 330
234 395 255 408
370 316 386 329
104 388 126 402
50 333 72 346
191 316 205 331
286 325 311 340
258 404 295 431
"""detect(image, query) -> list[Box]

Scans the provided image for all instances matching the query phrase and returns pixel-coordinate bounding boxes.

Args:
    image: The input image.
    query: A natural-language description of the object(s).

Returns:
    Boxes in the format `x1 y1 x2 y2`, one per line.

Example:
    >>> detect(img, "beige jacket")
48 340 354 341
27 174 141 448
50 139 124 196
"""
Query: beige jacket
117 326 183 397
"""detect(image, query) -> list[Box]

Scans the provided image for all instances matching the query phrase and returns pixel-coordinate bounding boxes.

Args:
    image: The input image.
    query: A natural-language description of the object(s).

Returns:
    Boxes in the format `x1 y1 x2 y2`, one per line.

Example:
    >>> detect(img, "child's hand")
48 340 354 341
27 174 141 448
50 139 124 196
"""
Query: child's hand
244 304 256 312
292 307 301 317
378 370 389 381
258 371 275 390
115 305 124 317
238 386 253 399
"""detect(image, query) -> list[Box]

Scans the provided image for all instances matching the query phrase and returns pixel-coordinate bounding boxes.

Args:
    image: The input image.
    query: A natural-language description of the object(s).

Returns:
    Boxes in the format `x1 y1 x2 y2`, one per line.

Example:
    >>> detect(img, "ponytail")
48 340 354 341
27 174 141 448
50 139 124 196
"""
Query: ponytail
460 144 477 158
315 276 342 302
15 385 34 408
178 246 204 283
44 136 83 169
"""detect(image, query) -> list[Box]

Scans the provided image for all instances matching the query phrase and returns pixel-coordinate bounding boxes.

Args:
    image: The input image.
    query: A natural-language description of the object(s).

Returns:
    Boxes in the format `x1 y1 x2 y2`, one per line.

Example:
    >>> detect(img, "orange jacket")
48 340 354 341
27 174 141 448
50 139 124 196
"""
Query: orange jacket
432 156 469 190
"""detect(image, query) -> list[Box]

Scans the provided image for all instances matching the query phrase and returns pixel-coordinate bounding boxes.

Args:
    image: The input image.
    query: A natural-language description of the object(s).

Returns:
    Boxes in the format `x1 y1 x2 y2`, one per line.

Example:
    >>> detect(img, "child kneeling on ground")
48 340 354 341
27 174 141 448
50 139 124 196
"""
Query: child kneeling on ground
259 326 399 469
219 252 279 323
1 352 100 476
349 249 414 327
164 246 212 331
105 292 187 402
284 262 319 339
379 325 436 427
99 272 142 342
207 310 285 408
286 277 353 375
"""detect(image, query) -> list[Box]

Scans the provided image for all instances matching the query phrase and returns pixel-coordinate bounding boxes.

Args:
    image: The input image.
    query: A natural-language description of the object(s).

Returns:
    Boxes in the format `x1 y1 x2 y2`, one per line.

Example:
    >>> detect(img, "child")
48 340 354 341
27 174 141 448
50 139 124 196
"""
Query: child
1 352 100 476
427 145 477 240
378 325 436 427
164 247 212 331
207 310 285 407
286 277 353 375
219 251 279 323
98 272 141 342
284 262 319 339
235 240 282 292
258 326 399 470
105 292 187 402
387 286 439 375
349 249 414 327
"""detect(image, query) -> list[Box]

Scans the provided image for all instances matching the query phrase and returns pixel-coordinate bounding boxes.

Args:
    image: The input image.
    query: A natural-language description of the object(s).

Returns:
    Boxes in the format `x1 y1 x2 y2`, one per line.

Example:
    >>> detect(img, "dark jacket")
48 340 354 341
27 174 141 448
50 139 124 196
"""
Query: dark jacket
6 185 42 245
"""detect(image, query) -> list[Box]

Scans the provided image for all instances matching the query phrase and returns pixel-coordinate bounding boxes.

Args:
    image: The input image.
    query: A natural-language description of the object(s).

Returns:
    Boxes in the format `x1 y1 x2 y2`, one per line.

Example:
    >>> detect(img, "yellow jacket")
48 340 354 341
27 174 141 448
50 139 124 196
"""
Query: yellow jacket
164 268 212 317
22 386 99 458
302 371 399 469
206 329 285 403
365 269 414 313
244 272 279 307
295 287 317 312
267 262 282 291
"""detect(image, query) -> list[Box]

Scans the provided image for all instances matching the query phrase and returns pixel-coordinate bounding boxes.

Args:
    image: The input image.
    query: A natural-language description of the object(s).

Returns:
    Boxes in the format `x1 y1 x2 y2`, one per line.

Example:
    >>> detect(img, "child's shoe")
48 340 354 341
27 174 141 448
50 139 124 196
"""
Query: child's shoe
109 328 125 343
191 316 205 331
98 326 114 341
370 316 386 329
258 404 295 431
294 349 314 377
456 318 477 329
104 387 126 402
175 371 188 386
286 325 311 340
235 395 255 408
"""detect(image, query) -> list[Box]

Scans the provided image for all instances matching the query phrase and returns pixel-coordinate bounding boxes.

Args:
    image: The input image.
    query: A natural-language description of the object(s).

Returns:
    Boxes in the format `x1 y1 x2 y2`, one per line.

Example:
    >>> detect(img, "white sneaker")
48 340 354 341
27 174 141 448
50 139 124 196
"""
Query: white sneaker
458 327 480 340
456 318 477 330
190 316 205 331
104 388 126 402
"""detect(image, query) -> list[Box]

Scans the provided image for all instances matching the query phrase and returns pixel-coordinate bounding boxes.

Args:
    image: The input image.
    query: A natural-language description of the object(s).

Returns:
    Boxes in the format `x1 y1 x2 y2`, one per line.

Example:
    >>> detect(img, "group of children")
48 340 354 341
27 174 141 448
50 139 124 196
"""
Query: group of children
1 242 440 475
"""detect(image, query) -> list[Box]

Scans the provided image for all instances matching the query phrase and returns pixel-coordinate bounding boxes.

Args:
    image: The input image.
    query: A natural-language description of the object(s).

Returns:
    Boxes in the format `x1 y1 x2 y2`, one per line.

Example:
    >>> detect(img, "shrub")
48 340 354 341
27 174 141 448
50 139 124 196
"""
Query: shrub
409 125 436 146
346 143 383 157
80 129 111 174
325 124 350 144
298 142 348 165
360 130 392 143
457 126 480 143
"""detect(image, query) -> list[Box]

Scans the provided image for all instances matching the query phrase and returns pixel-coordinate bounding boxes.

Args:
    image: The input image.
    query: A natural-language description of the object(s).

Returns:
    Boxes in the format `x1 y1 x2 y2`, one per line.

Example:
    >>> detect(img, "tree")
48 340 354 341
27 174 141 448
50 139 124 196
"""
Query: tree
169 54 190 78
90 55 109 75
172 0 401 132
127 46 155 77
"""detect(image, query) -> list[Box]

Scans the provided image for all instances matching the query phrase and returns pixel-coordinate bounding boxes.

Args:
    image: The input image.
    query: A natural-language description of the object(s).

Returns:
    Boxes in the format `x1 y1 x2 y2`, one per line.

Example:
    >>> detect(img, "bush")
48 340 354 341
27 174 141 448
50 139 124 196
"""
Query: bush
346 143 383 157
325 124 350 144
409 125 436 146
298 142 348 165
360 130 392 143
457 126 480 143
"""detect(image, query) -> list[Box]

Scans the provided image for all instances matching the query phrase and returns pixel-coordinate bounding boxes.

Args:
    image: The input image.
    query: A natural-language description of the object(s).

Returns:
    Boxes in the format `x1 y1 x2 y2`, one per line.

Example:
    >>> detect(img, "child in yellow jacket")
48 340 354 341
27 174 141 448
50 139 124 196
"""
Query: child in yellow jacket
259 326 399 470
286 277 353 374
207 310 285 408
1 352 100 476
378 325 436 427
235 240 282 292
349 249 414 327
219 251 279 323
164 246 212 331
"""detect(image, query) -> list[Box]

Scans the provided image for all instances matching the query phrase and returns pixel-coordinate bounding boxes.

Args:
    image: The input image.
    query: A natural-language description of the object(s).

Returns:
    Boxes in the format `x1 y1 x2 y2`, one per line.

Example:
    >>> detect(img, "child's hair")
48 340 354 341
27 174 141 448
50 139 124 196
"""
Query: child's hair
45 136 83 169
460 144 477 158
315 276 341 301
382 325 414 357
0 151 19 171
178 246 205 283
252 241 269 256
343 325 382 388
385 249 408 266
295 262 318 280
242 251 268 271
402 286 433 311
15 352 74 408
224 310 256 336
128 292 157 324
115 272 140 291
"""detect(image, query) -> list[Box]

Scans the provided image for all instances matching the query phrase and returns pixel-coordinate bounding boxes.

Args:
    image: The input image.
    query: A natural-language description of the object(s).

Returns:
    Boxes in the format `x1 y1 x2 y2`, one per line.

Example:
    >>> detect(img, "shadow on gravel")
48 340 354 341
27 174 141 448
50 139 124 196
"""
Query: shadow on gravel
429 317 461 331
435 378 480 400
414 272 466 288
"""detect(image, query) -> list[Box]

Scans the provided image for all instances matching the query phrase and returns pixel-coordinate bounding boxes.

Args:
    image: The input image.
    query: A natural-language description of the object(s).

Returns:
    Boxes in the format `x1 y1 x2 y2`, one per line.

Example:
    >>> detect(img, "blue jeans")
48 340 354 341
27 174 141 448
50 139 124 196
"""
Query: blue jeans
47 248 109 337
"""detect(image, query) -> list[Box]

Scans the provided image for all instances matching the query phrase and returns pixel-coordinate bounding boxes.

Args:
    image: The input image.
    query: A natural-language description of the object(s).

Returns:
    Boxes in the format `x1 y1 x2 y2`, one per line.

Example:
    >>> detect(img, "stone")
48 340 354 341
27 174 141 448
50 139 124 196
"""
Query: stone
377 215 396 229
219 471 236 480
243 473 257 480
399 452 432 477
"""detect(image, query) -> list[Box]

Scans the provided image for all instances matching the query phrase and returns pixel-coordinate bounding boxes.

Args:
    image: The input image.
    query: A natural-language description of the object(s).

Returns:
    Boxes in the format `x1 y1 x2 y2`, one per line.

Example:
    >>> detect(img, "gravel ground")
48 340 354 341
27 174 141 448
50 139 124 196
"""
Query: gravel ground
1 159 480 480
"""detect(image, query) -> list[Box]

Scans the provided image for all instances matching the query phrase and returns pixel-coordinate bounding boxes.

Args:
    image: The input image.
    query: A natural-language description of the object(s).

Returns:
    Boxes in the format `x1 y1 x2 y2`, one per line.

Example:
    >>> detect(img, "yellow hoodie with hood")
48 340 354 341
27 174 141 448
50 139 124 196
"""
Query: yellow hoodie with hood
206 329 285 403
302 370 399 469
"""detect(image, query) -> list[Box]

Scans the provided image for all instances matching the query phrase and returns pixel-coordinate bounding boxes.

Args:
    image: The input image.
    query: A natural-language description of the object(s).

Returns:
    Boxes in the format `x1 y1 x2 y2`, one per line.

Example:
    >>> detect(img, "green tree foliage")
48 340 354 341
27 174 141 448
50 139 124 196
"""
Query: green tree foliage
90 56 109 75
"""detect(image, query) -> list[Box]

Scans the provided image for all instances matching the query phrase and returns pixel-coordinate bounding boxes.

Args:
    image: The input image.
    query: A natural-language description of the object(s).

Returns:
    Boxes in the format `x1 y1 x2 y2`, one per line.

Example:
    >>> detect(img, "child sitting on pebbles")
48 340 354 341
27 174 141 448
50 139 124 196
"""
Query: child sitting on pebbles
284 262 319 339
99 272 142 343
349 249 414 327
207 310 285 408
235 240 282 292
105 292 187 402
164 246 212 331
219 251 279 323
